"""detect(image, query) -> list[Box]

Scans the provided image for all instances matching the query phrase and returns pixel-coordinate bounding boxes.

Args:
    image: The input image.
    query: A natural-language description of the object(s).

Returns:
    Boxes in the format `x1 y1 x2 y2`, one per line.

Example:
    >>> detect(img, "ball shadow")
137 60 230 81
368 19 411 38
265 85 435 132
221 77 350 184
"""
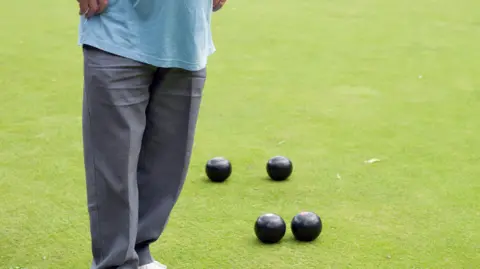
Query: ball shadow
262 176 291 183
284 235 322 245
202 176 231 185
248 237 284 247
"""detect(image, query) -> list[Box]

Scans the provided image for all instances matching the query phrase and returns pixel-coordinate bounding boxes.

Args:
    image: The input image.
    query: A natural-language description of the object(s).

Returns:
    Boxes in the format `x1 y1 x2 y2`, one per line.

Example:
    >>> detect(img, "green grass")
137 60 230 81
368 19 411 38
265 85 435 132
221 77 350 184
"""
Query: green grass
1 0 480 268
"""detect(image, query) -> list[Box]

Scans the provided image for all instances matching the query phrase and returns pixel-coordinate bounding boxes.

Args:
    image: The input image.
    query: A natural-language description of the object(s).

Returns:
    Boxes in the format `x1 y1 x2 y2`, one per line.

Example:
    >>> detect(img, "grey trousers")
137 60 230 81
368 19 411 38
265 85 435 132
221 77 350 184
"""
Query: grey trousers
82 45 206 269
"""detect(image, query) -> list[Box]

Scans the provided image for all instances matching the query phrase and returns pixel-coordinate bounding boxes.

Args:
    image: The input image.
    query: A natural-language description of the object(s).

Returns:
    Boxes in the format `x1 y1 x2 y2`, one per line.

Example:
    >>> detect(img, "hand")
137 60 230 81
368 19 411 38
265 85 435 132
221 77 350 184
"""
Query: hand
213 0 227 12
78 0 108 18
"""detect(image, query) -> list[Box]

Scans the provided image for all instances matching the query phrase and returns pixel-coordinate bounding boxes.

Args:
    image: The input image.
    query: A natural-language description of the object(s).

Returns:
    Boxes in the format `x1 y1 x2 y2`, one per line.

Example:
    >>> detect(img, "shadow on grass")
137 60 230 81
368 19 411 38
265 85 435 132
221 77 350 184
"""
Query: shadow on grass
201 176 232 185
249 237 284 247
248 234 321 248
283 235 321 246
262 176 292 183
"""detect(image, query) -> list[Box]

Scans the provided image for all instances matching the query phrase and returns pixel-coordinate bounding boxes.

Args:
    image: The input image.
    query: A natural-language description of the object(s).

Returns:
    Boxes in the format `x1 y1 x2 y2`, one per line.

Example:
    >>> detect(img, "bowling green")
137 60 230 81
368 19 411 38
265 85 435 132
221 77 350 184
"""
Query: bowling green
1 0 479 268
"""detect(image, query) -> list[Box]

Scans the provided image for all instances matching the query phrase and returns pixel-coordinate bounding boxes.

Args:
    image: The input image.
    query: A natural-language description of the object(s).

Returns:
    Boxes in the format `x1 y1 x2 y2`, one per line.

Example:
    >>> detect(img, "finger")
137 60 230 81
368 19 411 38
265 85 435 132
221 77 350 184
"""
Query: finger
86 0 99 18
97 0 108 14
213 0 227 11
216 0 227 6
79 0 89 15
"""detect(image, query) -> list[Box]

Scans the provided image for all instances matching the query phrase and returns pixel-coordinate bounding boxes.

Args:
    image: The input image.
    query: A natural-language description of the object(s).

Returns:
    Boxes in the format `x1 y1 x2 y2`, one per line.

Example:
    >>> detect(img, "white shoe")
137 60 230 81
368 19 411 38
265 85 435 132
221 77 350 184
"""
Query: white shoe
139 261 167 269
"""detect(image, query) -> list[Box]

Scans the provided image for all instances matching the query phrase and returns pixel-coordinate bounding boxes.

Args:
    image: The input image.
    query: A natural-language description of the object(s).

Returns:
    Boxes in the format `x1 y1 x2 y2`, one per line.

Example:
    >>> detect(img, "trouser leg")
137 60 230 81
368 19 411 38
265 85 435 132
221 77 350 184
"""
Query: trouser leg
134 68 206 265
82 45 155 269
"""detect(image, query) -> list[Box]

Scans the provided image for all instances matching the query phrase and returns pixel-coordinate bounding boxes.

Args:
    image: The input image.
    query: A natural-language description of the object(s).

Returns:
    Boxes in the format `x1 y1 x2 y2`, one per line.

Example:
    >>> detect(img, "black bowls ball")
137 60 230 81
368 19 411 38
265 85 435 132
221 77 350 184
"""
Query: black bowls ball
254 213 287 244
205 157 232 182
291 212 322 242
266 156 293 181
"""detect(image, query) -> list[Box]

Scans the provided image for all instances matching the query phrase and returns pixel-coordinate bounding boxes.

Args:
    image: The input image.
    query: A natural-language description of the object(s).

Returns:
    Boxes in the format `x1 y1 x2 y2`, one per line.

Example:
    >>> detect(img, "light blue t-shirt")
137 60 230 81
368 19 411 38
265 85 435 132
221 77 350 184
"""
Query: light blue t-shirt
79 0 216 71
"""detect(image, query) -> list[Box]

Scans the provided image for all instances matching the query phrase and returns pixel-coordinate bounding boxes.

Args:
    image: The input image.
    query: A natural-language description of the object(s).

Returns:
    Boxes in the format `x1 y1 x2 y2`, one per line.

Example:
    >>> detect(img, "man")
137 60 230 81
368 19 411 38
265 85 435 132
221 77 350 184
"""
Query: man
77 1 226 268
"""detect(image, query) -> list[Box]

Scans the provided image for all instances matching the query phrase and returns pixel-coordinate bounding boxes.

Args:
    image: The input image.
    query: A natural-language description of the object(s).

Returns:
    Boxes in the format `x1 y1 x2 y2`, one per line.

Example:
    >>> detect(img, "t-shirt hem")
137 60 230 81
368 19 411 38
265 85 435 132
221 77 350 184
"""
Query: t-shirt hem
78 38 215 71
